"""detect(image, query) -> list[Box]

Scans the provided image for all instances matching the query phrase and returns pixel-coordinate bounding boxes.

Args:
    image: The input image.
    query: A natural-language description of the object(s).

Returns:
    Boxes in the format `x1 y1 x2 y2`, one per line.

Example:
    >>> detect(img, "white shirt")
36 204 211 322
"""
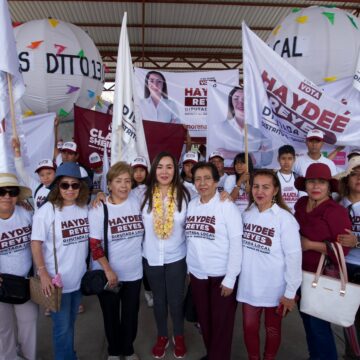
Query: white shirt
211 118 273 167
224 174 249 213
89 196 144 281
294 153 337 177
183 180 198 200
15 157 50 210
0 206 33 277
142 198 187 266
140 96 180 123
217 173 228 193
31 202 89 293
276 171 299 214
340 197 360 266
237 203 302 306
185 192 243 289
132 184 147 203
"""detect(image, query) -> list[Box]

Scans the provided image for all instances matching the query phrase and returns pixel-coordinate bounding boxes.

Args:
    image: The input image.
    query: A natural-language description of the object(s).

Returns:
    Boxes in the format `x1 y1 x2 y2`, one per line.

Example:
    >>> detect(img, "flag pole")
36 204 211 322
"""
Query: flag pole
244 122 249 173
6 73 17 138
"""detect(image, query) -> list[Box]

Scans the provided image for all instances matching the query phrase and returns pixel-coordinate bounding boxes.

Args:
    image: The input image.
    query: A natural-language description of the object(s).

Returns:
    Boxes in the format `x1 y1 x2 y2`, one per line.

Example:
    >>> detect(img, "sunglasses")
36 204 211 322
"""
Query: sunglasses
59 182 81 190
0 187 20 197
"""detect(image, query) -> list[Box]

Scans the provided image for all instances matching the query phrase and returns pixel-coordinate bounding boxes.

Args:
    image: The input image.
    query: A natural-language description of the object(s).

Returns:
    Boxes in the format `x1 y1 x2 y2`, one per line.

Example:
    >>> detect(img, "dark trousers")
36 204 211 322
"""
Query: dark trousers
242 303 282 360
190 274 237 360
97 279 142 356
143 257 187 337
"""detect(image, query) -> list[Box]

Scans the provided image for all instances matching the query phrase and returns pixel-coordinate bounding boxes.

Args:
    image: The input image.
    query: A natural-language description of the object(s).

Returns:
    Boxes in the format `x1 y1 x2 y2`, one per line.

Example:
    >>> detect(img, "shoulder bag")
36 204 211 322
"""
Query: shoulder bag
300 242 360 327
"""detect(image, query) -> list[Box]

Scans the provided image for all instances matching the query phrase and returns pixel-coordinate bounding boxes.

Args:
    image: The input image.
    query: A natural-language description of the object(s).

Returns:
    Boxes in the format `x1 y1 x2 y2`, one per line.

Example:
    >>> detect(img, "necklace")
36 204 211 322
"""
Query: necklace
152 185 177 239
278 171 293 183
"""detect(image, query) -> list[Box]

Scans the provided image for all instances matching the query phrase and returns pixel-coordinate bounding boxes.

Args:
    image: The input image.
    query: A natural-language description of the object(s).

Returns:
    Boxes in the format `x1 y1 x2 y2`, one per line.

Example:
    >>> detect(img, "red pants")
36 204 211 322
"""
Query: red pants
242 303 282 360
190 274 237 360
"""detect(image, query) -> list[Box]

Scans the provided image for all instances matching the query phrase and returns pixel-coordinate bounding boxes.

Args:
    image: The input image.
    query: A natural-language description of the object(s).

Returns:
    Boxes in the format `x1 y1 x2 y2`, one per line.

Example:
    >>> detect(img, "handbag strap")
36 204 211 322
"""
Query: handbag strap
52 205 58 274
103 202 109 259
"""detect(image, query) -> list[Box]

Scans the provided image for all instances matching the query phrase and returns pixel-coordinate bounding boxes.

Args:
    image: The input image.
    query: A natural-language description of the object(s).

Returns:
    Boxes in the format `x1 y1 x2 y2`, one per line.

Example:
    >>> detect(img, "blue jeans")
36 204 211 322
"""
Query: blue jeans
300 311 337 360
50 290 82 360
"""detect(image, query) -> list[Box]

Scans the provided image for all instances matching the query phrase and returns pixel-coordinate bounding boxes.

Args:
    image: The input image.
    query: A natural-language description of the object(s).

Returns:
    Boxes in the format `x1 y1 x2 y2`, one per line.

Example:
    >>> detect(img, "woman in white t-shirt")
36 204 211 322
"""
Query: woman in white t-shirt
180 151 199 200
0 173 37 360
141 151 190 359
336 157 360 359
186 162 243 360
224 152 253 213
89 162 144 360
31 162 89 360
237 169 302 360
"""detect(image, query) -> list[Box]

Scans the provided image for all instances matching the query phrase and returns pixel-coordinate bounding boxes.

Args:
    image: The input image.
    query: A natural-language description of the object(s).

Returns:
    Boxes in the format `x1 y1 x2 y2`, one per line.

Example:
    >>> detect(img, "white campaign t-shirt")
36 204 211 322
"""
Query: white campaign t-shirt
31 202 89 293
0 206 33 277
15 157 49 210
132 184 147 203
183 180 198 200
142 198 187 266
89 196 144 281
185 192 243 289
224 174 249 213
293 153 337 177
237 203 302 307
217 173 228 193
276 171 299 214
340 198 360 266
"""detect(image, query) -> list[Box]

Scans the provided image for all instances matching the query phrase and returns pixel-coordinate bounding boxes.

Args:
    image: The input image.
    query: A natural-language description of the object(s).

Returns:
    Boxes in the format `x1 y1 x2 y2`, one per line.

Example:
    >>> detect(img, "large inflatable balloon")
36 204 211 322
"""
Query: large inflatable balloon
267 6 360 85
14 19 104 119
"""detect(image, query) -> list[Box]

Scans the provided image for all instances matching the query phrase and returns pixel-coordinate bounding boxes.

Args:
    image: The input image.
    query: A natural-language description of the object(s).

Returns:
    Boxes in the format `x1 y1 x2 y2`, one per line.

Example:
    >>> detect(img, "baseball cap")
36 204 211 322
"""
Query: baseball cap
347 148 360 160
306 129 324 141
183 152 198 164
208 151 224 161
35 159 56 173
61 141 77 153
88 152 103 169
131 156 148 169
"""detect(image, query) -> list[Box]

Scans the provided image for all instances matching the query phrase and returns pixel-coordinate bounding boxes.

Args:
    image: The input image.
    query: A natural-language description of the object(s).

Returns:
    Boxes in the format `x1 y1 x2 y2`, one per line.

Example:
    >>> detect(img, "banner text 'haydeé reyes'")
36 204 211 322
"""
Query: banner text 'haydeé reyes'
261 70 351 144
18 51 105 82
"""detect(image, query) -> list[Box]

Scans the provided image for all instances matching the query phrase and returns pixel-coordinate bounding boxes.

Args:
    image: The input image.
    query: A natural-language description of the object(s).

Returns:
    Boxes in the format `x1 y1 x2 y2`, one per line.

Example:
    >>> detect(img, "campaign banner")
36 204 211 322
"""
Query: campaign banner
240 22 360 167
74 105 187 168
134 68 239 138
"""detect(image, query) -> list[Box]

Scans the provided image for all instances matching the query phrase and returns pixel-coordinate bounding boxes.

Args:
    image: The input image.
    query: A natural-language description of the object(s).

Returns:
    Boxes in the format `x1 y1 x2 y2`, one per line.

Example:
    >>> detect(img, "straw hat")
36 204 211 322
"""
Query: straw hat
334 156 360 180
0 173 32 201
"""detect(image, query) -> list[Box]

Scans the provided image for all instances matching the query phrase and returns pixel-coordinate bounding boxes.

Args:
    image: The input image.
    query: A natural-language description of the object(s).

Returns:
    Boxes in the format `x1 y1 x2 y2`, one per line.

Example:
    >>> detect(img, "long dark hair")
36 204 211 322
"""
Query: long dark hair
144 71 168 99
233 152 254 182
246 169 291 213
141 152 190 212
132 166 149 188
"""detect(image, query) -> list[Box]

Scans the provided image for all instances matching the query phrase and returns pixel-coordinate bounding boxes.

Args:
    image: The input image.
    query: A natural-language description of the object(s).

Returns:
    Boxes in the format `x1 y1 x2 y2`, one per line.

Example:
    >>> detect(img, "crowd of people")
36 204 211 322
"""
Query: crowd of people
0 127 360 360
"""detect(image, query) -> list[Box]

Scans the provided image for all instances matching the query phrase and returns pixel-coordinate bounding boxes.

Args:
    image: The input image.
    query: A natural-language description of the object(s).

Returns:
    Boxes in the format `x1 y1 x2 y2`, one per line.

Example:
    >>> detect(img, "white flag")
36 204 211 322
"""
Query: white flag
242 22 360 148
101 142 110 194
0 0 25 172
111 12 149 165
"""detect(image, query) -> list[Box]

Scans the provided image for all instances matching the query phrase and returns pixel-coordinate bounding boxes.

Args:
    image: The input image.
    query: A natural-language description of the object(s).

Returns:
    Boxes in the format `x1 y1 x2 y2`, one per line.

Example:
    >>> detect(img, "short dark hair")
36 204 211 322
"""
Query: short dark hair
144 71 168 99
191 162 220 182
278 145 295 158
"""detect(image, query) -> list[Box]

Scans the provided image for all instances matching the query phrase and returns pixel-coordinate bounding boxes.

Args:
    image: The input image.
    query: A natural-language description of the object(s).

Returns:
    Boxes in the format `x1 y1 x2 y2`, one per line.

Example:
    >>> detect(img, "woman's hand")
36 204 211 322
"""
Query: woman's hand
238 172 250 185
39 270 55 297
11 137 21 157
220 284 233 297
91 192 106 208
278 296 296 317
220 191 231 202
337 229 357 248
104 268 118 288
300 236 313 251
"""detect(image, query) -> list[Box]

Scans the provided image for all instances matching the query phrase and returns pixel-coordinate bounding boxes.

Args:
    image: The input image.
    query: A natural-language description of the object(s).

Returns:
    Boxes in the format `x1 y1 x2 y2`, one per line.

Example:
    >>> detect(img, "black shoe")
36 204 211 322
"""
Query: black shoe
200 356 208 360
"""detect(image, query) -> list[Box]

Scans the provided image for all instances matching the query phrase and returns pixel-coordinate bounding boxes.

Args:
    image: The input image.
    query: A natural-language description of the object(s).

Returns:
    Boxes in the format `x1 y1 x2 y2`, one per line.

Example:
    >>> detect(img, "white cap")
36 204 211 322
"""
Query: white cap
348 148 360 159
208 150 224 161
61 141 77 153
306 129 324 141
131 156 148 169
35 159 56 173
183 152 198 164
57 139 64 150
88 152 103 169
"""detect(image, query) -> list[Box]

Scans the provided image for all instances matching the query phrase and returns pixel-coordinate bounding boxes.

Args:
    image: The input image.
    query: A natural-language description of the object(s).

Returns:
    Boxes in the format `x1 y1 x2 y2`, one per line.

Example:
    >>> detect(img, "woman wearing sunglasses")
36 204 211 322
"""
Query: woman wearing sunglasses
0 173 37 360
31 162 89 360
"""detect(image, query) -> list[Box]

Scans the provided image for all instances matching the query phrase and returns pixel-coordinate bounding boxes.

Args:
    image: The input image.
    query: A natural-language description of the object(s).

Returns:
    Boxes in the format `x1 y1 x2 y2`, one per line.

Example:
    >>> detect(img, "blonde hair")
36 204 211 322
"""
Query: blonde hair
107 162 133 185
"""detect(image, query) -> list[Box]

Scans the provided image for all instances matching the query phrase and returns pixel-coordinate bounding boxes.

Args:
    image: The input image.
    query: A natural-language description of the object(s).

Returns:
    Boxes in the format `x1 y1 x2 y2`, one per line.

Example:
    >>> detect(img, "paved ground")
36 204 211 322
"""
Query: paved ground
36 291 345 360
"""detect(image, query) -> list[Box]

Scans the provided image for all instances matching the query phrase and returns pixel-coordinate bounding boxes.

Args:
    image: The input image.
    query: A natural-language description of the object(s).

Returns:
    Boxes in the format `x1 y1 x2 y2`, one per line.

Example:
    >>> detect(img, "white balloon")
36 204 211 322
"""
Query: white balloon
14 19 104 119
267 6 360 85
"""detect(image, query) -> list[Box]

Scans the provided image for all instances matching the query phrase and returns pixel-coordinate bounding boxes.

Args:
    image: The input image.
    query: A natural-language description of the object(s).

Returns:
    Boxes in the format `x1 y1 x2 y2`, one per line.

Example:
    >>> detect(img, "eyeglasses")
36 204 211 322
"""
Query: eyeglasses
0 187 20 197
59 182 80 190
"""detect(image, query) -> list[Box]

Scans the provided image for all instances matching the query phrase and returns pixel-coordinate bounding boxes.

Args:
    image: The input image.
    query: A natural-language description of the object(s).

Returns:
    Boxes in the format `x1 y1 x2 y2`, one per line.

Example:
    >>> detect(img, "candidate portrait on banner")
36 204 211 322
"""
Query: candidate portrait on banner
140 70 180 124
207 84 274 168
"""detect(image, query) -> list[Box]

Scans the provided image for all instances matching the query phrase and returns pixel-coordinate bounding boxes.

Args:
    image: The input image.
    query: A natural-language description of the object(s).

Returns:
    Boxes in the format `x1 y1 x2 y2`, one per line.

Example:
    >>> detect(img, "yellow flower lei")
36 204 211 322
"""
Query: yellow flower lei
153 185 177 239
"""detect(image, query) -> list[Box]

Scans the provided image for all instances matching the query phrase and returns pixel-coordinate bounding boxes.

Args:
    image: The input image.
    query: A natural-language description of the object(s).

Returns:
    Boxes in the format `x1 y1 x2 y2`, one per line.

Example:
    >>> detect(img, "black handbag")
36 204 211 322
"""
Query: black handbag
0 273 30 304
81 203 109 296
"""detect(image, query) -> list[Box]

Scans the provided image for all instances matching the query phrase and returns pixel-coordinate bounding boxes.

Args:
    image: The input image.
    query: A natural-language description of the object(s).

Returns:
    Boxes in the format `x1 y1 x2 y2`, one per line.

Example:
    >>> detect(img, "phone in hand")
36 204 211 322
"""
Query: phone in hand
104 281 122 294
